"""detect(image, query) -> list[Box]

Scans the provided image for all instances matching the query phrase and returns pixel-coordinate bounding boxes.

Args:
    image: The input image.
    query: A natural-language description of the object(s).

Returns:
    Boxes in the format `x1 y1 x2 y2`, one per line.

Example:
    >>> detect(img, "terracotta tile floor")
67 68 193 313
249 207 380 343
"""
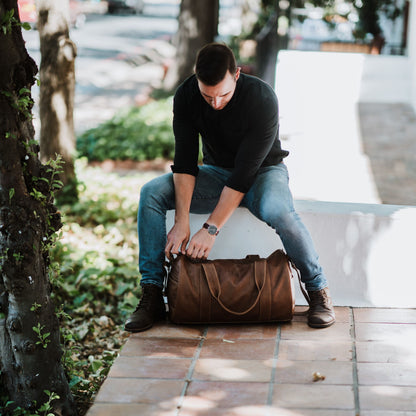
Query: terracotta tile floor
87 307 416 416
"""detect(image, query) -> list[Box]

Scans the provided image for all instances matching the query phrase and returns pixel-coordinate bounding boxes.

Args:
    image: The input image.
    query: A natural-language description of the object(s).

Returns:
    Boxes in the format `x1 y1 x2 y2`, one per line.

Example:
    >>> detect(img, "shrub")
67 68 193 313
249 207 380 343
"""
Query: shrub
77 98 175 161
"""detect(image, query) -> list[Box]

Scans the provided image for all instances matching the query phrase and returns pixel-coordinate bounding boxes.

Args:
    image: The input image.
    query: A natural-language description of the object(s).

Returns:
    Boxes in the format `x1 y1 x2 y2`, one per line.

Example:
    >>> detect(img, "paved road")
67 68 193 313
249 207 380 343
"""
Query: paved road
23 1 180 135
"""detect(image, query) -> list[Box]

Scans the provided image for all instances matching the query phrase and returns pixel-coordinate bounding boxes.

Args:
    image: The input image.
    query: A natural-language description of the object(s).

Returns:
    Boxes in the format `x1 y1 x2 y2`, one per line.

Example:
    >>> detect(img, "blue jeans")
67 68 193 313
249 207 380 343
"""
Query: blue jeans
137 163 328 291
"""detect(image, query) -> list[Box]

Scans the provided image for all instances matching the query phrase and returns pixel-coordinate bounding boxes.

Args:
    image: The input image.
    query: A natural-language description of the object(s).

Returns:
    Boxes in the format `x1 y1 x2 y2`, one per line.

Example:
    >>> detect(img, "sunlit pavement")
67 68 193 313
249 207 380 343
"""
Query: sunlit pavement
87 307 416 415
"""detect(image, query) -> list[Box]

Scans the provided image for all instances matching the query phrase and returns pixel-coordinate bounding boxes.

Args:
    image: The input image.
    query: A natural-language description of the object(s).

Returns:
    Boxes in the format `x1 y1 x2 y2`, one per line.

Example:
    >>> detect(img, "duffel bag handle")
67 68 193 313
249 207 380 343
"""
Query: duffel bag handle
201 260 267 316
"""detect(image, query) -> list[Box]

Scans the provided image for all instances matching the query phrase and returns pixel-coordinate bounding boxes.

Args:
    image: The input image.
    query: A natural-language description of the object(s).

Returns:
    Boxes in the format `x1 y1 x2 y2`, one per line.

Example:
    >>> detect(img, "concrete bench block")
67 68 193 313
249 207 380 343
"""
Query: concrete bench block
167 201 416 308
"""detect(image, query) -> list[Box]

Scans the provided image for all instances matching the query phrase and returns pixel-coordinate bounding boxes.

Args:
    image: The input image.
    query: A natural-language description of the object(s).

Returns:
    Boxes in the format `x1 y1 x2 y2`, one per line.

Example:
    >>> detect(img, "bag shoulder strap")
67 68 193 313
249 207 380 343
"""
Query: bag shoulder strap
287 259 311 316
290 262 310 304
202 259 267 316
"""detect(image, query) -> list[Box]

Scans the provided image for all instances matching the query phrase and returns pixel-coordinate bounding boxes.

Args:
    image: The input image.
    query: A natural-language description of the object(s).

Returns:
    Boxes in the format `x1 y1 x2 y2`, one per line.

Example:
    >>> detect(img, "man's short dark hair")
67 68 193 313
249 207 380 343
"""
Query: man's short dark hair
195 43 237 86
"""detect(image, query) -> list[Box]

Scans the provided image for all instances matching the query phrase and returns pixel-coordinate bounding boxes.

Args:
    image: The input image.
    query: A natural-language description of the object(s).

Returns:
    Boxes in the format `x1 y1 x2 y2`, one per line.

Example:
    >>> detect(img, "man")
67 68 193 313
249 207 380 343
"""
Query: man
125 43 335 333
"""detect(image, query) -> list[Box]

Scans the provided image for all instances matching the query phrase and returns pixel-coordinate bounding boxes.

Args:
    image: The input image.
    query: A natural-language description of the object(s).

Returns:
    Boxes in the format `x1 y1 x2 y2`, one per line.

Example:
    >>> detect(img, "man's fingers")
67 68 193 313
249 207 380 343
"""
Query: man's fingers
185 243 196 258
180 238 189 254
171 242 182 255
164 239 177 257
186 243 206 259
165 238 188 258
164 242 173 258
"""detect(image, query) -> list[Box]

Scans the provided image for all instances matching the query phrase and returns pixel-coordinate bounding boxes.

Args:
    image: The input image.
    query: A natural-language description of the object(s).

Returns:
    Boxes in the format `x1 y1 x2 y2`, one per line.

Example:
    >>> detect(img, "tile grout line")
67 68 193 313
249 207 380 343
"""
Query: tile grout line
267 325 281 408
174 326 208 416
350 307 360 415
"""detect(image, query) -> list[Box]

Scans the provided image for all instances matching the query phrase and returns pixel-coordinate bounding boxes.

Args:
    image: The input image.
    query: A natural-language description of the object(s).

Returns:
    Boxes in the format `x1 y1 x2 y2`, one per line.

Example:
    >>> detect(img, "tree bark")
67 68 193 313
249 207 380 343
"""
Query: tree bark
37 0 78 202
0 1 77 414
163 0 219 93
255 1 280 88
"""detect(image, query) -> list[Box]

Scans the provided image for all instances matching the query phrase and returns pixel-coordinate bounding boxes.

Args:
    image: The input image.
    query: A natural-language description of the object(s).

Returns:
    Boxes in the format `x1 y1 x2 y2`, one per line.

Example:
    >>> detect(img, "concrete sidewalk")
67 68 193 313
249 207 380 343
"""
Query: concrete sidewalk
87 307 416 415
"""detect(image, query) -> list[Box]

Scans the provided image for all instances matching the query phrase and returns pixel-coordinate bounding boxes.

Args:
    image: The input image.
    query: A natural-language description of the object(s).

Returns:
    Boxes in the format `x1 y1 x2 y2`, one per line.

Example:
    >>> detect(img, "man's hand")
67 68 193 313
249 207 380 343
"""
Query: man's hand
165 222 190 258
186 228 216 259
166 173 195 258
184 186 244 259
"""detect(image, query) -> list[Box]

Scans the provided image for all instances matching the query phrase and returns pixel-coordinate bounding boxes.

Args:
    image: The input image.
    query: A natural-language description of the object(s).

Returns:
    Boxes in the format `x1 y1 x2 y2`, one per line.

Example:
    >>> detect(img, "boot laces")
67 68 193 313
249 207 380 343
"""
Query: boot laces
309 289 330 309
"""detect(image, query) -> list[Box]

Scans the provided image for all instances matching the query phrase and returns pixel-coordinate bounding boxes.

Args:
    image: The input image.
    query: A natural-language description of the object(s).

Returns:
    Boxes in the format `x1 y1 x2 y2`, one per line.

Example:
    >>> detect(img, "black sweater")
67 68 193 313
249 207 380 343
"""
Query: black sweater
171 73 289 193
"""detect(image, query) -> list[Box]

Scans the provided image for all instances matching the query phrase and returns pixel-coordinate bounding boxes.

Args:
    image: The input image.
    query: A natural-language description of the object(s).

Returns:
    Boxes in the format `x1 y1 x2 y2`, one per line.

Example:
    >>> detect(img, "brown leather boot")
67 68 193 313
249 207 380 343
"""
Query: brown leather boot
307 287 336 328
124 284 166 333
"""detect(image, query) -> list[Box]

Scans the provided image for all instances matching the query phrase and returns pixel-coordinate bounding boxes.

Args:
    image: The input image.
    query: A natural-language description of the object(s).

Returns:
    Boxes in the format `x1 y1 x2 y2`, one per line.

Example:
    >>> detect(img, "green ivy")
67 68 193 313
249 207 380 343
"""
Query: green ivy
33 324 51 349
1 87 34 120
1 9 31 35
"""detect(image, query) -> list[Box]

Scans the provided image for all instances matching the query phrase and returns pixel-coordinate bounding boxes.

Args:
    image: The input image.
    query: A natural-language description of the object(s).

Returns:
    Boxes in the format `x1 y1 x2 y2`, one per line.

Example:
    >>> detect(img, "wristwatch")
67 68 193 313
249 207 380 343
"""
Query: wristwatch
203 222 219 236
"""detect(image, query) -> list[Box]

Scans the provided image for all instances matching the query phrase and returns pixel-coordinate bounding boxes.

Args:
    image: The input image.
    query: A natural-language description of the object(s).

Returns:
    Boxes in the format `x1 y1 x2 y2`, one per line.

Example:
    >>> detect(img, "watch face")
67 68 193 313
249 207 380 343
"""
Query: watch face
203 222 219 235
207 225 217 235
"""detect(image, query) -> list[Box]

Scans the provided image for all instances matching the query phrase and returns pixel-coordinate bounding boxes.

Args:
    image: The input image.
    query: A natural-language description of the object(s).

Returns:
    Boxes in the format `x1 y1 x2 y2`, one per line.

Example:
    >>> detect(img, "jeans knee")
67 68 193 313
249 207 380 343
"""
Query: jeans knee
140 180 156 202
260 204 297 231
279 210 301 231
139 174 174 209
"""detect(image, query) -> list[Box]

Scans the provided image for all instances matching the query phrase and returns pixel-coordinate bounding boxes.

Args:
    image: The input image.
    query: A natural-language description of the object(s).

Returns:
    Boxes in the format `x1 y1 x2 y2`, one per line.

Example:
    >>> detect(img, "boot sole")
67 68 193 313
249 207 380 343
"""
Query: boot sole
124 322 154 333
124 311 166 333
308 319 336 329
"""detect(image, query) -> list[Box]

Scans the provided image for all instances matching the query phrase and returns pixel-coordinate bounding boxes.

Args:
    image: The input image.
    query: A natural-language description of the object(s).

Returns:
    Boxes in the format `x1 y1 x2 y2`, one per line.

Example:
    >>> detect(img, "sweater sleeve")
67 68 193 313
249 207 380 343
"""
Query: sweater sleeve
171 82 200 177
225 89 279 193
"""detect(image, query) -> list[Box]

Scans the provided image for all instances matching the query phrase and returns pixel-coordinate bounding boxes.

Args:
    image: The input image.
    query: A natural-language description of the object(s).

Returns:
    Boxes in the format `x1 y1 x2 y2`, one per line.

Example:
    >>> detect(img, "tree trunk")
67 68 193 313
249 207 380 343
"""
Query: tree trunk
37 0 78 202
163 0 219 92
0 1 77 414
255 1 279 88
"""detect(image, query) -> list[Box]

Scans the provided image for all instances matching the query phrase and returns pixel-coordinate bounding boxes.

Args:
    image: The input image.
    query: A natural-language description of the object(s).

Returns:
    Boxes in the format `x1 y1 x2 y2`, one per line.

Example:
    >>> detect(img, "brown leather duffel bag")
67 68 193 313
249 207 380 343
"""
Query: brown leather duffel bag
165 249 296 324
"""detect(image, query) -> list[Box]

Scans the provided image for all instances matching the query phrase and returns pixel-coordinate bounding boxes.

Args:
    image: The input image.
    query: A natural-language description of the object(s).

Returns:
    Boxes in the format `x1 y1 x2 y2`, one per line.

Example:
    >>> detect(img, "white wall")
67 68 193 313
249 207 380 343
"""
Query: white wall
167 203 416 308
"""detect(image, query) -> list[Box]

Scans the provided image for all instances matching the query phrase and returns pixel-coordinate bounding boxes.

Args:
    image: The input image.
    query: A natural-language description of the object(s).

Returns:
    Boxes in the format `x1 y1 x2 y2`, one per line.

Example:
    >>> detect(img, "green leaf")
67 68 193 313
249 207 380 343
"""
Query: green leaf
69 375 83 388
90 360 103 373
38 403 50 412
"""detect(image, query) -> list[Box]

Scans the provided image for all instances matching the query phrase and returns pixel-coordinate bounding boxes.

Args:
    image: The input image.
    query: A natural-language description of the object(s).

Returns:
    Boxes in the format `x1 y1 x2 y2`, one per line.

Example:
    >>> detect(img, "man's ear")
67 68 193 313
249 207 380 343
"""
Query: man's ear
235 67 241 81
